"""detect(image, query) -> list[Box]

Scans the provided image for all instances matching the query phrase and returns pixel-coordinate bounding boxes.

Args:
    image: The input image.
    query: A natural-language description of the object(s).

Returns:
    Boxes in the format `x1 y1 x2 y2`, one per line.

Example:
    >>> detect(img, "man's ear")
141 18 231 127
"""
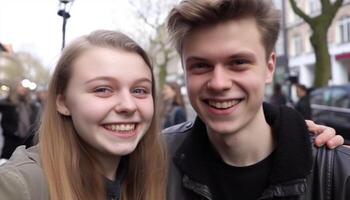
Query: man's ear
56 94 71 116
265 52 276 84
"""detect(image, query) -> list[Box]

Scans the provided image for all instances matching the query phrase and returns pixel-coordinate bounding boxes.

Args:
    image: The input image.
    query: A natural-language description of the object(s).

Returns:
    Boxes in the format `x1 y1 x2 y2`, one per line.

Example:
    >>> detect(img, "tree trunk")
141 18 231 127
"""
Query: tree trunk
158 63 167 90
310 26 331 87
289 0 343 88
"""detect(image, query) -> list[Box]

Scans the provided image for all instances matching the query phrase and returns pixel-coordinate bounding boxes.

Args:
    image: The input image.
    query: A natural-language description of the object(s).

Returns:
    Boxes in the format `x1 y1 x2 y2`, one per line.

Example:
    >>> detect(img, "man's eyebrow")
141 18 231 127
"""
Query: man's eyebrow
185 56 208 63
185 51 257 63
227 52 256 59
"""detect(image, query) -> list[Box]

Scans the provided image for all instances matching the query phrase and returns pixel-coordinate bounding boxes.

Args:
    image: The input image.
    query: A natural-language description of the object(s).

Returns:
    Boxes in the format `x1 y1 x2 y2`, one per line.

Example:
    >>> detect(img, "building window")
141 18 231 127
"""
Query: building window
305 31 313 53
291 35 303 56
338 16 350 43
287 0 302 24
309 0 321 15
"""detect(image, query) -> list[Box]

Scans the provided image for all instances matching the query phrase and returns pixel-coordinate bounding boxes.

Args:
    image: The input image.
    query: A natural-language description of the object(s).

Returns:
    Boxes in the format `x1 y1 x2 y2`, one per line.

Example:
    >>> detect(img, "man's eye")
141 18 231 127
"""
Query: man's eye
231 59 249 65
188 63 211 74
192 63 209 69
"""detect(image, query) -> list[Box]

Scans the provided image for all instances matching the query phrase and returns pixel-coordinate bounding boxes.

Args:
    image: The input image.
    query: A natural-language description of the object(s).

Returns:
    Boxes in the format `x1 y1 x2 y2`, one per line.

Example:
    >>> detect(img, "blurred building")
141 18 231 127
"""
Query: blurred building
284 0 350 87
0 42 15 81
265 0 291 102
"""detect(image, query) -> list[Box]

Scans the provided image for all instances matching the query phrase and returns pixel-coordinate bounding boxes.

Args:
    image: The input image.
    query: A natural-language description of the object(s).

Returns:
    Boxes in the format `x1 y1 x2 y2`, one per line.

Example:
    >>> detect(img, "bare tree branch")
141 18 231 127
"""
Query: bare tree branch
127 0 180 88
289 0 313 24
320 0 331 8
128 0 158 29
331 0 344 14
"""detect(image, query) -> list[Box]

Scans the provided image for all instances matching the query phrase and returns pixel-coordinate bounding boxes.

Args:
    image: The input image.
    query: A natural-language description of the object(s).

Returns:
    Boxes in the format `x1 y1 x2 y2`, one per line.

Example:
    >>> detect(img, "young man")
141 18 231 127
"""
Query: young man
164 0 350 199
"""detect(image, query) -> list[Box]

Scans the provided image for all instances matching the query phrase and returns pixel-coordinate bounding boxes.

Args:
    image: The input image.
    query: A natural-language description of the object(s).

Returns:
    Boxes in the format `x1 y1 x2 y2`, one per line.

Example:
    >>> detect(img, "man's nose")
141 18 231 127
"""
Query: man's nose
207 65 232 91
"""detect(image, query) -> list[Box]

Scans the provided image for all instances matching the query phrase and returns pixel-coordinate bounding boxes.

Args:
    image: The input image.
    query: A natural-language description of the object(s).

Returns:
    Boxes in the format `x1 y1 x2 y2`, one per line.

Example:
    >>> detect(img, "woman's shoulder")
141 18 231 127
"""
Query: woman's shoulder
0 145 49 199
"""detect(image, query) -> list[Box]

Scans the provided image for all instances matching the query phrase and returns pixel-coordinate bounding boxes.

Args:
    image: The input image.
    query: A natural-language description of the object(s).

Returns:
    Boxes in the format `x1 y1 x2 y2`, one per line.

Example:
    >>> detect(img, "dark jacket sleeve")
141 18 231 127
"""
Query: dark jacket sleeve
0 103 18 137
313 145 350 200
332 146 350 199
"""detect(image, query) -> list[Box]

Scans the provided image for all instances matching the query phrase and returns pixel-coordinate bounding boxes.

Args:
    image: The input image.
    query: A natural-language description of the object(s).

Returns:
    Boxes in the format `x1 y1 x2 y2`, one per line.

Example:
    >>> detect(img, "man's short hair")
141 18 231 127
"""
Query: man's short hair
167 0 281 59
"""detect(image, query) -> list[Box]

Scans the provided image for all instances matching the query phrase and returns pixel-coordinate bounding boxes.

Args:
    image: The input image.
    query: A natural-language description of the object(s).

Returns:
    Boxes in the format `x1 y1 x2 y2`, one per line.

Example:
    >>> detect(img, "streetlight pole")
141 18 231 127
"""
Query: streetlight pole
57 0 74 50
281 0 292 101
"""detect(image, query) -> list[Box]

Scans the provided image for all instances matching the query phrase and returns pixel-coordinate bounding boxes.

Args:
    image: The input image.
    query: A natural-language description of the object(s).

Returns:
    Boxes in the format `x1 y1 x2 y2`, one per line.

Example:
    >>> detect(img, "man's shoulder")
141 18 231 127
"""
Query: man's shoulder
329 145 350 161
162 121 194 153
312 142 350 177
163 121 194 134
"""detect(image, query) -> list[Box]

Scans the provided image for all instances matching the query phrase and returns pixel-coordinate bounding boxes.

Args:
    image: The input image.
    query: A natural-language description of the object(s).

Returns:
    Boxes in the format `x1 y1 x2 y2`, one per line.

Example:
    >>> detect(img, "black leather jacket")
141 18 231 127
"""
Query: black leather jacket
164 104 350 200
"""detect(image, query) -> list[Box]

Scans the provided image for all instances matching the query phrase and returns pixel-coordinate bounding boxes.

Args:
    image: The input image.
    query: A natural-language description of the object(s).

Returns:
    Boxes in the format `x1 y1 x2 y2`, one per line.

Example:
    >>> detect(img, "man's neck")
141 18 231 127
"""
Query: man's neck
207 107 275 167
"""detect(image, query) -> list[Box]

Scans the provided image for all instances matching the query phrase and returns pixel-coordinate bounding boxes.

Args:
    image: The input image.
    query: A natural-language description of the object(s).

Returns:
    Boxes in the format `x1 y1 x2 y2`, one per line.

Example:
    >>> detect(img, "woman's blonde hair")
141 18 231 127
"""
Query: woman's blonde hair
39 30 167 200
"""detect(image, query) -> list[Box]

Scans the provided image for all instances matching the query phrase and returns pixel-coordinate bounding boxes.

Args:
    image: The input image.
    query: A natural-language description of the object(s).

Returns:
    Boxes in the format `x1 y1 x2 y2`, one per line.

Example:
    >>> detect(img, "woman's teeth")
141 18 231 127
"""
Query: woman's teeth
104 124 136 132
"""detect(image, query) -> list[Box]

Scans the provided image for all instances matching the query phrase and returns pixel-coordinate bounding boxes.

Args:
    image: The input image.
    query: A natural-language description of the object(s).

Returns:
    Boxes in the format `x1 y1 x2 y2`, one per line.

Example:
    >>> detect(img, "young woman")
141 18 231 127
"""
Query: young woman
0 30 167 200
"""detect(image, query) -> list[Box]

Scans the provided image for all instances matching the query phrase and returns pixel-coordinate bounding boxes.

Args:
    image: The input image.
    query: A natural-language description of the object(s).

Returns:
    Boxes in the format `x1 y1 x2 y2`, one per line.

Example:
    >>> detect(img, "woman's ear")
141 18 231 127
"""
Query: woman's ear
56 94 71 116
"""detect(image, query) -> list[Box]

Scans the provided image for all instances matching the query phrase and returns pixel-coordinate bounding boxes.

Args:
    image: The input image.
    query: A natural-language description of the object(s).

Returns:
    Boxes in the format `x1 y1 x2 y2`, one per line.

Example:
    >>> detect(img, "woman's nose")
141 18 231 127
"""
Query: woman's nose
114 90 137 115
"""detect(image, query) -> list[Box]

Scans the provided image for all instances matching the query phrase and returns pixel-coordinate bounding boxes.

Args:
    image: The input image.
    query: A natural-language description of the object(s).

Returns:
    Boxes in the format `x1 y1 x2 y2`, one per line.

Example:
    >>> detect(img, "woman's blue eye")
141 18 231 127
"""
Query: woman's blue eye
133 88 148 94
94 87 112 93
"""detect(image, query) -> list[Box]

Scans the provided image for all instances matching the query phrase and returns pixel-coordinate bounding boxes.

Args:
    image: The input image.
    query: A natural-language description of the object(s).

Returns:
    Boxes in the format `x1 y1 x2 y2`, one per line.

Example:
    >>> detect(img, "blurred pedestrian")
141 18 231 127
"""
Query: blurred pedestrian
269 83 287 106
0 80 39 159
22 88 49 147
34 87 48 113
295 83 311 119
161 81 187 128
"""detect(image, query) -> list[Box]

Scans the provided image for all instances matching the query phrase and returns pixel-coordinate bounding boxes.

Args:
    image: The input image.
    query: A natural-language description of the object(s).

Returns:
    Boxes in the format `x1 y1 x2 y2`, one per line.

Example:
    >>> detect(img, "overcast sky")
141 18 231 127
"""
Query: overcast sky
0 0 143 70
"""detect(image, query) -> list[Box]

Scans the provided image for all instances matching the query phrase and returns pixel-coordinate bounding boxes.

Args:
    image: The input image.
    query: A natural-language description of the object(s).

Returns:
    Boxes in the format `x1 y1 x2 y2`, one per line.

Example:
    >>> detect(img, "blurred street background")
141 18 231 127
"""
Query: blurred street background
1 0 350 156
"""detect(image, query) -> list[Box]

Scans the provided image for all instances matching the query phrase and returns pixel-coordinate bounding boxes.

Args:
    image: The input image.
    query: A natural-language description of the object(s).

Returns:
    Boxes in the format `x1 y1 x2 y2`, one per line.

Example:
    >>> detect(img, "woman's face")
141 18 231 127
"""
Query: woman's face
57 47 154 159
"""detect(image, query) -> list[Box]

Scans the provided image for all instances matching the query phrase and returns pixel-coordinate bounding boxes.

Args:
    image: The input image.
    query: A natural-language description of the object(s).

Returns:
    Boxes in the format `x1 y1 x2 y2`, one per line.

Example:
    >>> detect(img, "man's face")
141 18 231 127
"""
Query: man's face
296 86 305 98
182 17 275 136
16 84 29 97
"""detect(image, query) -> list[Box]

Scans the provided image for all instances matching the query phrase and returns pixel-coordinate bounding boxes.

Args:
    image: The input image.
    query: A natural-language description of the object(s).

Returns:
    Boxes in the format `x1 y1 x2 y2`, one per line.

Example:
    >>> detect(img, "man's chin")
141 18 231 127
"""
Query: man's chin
207 123 239 136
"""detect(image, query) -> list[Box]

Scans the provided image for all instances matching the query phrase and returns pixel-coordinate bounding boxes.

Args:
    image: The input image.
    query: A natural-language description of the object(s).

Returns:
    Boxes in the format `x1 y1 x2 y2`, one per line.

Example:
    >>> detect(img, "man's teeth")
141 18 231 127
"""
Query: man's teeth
208 100 240 109
105 124 135 132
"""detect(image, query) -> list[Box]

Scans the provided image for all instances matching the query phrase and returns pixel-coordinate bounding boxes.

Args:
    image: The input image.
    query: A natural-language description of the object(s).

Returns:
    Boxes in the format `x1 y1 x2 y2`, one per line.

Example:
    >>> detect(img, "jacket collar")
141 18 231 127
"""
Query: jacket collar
173 103 313 185
27 145 41 163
